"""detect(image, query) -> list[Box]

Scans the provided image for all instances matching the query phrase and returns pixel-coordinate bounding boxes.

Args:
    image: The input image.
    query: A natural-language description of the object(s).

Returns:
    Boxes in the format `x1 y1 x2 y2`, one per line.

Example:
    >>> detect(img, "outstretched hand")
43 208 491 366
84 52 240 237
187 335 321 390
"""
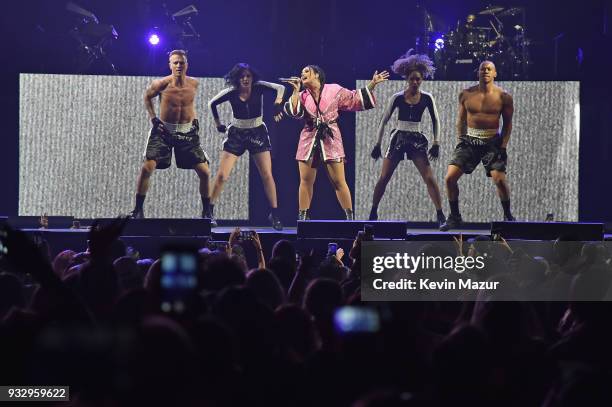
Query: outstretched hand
335 247 345 264
368 70 390 90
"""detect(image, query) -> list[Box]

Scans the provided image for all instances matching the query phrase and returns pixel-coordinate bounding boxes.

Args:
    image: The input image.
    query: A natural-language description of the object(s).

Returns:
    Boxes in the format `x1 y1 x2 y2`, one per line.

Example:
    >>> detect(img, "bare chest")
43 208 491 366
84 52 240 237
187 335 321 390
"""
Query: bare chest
161 85 196 106
464 93 503 116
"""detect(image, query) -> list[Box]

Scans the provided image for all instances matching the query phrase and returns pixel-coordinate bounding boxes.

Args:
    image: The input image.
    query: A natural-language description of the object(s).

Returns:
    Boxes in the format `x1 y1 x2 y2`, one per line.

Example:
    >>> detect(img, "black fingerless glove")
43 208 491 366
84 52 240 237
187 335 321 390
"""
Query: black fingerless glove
499 147 507 161
371 143 382 160
151 117 163 129
216 124 227 133
274 103 284 115
428 143 440 159
151 117 168 135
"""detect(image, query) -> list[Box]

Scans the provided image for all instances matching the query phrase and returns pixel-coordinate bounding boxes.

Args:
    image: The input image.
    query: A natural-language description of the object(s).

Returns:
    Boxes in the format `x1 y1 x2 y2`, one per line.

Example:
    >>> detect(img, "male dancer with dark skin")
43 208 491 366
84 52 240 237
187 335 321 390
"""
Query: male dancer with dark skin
130 50 211 218
440 60 515 231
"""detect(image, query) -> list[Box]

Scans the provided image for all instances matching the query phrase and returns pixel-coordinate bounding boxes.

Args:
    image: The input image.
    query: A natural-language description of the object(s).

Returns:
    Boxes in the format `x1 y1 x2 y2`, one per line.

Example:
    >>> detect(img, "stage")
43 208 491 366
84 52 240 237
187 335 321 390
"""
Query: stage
6 218 608 265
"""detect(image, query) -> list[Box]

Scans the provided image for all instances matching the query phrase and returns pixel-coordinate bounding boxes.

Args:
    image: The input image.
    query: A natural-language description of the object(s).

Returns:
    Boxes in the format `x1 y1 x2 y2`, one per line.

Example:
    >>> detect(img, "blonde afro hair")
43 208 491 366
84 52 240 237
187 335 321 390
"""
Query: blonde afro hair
391 49 436 79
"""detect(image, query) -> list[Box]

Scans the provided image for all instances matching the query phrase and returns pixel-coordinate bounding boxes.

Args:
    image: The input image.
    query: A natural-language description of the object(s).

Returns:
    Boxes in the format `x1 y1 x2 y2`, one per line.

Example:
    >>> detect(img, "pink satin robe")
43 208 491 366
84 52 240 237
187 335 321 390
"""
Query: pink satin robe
284 83 376 161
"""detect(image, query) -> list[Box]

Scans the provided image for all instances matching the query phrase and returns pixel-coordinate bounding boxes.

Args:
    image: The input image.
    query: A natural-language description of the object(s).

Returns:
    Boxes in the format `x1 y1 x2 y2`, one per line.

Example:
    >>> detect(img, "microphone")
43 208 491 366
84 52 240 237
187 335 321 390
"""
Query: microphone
278 77 300 82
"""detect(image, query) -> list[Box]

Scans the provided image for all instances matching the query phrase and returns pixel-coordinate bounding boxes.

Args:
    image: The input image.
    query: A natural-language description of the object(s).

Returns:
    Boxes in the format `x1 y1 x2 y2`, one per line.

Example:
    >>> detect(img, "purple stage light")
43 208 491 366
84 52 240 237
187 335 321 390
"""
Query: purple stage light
148 34 160 45
434 38 444 50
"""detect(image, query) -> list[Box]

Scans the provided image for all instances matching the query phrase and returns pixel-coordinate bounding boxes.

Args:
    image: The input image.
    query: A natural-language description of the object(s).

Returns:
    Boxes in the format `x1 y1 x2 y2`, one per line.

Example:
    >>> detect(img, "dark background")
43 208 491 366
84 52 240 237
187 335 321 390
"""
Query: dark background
1 0 610 224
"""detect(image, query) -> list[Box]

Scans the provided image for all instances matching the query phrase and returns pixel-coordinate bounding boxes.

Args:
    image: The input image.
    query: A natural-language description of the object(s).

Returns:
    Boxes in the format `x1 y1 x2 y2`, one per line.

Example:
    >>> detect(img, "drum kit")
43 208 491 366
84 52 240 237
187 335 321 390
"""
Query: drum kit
426 5 531 79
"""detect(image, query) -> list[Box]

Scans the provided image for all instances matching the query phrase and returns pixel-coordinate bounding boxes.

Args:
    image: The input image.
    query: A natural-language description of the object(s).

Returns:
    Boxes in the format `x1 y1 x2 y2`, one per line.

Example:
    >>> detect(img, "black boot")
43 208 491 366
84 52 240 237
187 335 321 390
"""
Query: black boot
207 204 217 228
298 209 310 221
129 208 144 219
344 208 355 220
436 210 446 229
130 194 146 219
268 213 283 231
368 206 378 221
439 214 462 231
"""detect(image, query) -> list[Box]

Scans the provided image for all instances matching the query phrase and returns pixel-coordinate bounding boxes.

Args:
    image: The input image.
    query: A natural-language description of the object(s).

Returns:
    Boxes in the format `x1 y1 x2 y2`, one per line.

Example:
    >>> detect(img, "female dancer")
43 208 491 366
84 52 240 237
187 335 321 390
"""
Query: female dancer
208 63 285 230
369 51 445 226
284 65 388 220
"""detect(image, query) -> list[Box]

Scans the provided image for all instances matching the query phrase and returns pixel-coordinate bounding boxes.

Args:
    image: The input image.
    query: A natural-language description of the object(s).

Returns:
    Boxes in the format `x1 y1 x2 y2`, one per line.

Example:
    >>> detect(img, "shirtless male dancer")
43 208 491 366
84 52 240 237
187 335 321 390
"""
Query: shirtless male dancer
130 50 211 219
440 61 515 231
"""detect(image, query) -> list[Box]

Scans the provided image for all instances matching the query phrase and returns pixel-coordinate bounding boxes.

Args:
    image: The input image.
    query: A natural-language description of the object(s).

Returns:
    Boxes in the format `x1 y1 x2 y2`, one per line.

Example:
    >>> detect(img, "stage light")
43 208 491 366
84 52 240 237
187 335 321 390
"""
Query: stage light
434 38 444 50
148 34 160 46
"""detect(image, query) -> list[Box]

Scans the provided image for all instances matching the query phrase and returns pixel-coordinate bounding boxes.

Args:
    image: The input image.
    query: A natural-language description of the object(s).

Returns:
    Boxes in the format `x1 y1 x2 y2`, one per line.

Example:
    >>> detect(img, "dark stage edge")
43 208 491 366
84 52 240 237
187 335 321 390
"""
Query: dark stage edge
15 220 610 261
19 226 491 259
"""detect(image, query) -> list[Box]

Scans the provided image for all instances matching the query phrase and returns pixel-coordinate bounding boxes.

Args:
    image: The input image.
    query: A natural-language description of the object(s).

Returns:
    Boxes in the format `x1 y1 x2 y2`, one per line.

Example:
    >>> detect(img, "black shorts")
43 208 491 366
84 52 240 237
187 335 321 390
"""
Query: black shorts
223 124 271 157
385 130 429 162
448 135 506 177
144 121 209 170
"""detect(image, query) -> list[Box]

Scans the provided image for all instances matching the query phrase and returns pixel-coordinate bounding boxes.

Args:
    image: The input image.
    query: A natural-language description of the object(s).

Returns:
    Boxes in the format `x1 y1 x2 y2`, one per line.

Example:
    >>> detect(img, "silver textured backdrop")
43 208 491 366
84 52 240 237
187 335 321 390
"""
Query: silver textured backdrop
19 74 248 219
355 80 579 222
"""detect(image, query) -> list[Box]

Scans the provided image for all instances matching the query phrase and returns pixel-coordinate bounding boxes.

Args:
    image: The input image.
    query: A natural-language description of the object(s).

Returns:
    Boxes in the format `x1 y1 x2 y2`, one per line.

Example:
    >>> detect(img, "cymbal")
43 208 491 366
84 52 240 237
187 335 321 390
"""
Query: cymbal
478 5 504 15
498 7 524 17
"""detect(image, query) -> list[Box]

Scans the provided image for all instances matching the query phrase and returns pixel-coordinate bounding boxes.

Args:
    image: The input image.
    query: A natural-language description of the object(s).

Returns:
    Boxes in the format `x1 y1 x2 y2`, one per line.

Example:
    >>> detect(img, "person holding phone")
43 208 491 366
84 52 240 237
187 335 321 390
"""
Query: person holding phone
208 63 286 230
283 65 389 220
369 51 446 226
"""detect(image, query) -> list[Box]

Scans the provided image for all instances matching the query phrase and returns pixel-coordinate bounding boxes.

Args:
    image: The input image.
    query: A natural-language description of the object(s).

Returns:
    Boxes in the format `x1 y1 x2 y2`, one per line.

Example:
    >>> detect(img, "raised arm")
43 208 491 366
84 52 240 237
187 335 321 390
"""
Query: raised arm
456 90 467 140
257 80 286 104
337 70 389 112
282 77 305 119
500 92 514 148
257 81 286 121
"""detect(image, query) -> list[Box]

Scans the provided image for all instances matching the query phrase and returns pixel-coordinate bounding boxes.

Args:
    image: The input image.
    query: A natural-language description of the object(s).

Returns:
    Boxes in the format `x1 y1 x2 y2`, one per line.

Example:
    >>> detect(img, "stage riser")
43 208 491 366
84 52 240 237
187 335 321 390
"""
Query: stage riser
491 222 604 241
297 220 407 240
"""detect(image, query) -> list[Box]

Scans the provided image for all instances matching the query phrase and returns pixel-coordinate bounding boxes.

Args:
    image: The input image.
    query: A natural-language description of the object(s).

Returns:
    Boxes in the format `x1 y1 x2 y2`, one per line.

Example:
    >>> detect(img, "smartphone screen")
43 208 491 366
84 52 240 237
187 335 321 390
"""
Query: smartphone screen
334 306 380 334
160 247 198 314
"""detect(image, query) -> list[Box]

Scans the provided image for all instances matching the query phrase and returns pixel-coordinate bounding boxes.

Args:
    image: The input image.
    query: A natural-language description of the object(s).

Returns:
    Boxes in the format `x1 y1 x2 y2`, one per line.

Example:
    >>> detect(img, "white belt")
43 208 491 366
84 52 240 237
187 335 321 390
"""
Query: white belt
467 127 498 139
162 121 193 133
232 116 263 129
394 121 421 132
